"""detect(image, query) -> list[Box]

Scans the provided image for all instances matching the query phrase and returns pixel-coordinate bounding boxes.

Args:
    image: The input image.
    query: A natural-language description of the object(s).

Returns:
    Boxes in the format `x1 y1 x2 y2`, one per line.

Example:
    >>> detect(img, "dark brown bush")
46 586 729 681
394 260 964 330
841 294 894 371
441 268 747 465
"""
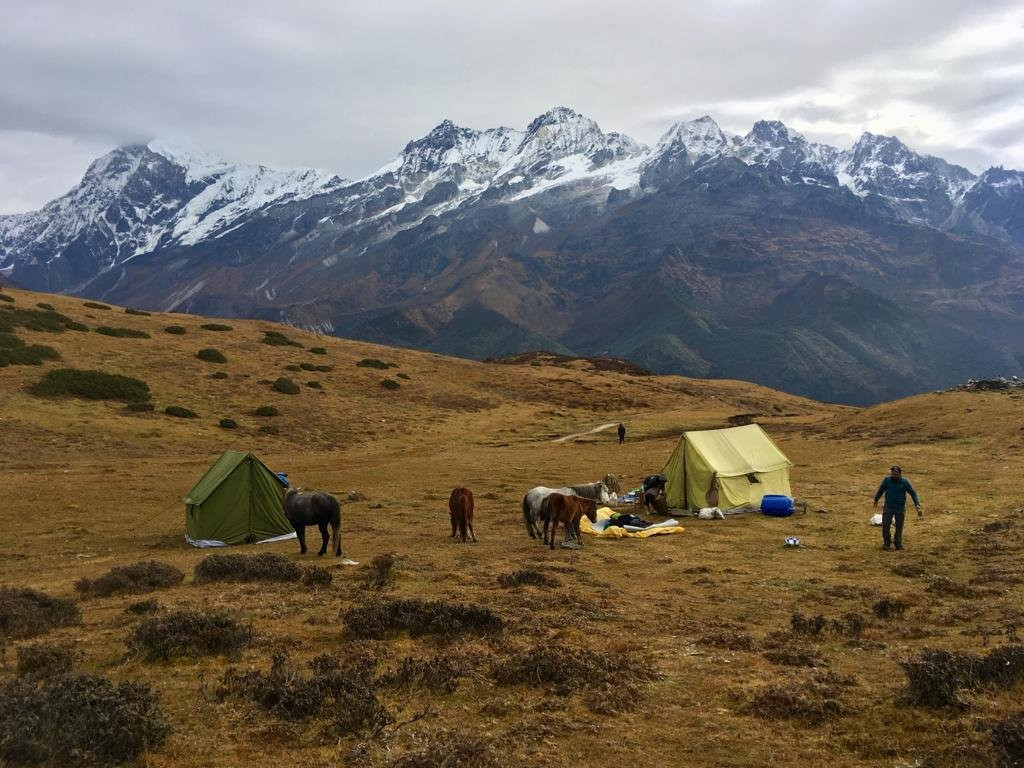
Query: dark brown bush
124 598 161 615
701 630 757 651
306 380 323 389
164 405 198 418
219 418 238 429
200 323 232 331
95 326 150 338
497 569 559 588
125 401 155 412
82 301 111 310
390 731 502 768
992 710 1024 767
0 586 80 639
29 368 150 402
344 597 503 640
0 673 171 766
128 611 250 660
218 651 390 734
194 553 302 584
356 358 394 369
365 554 395 588
310 346 326 355
259 424 280 435
255 404 279 417
926 577 977 598
75 561 183 597
262 330 302 347
873 597 910 619
16 641 77 679
272 377 300 394
902 649 982 708
164 325 187 335
124 307 151 316
763 646 826 668
790 612 828 637
197 348 227 363
744 677 842 725
210 371 229 379
382 655 468 694
302 566 333 588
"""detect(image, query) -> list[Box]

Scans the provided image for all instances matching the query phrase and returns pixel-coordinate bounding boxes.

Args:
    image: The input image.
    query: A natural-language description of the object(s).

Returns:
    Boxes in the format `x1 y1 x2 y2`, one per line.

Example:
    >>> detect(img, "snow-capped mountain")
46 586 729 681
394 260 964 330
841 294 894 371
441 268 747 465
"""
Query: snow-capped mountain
3 107 1024 405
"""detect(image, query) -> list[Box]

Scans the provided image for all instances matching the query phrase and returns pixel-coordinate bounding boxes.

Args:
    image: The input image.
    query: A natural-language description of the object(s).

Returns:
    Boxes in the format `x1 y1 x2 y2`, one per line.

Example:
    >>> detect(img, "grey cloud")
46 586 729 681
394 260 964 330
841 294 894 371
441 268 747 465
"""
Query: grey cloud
1 0 1022 212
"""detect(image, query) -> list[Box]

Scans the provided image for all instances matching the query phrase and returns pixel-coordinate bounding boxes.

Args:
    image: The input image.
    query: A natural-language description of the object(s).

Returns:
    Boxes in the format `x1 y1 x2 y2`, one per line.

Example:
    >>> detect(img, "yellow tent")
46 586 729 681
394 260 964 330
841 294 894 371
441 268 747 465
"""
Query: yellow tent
662 423 792 510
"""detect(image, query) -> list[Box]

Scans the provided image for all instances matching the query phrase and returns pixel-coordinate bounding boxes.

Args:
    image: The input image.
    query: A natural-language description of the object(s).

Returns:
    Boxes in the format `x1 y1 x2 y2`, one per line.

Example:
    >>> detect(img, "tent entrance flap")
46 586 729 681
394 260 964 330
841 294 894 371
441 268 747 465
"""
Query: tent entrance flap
662 424 792 510
184 452 293 546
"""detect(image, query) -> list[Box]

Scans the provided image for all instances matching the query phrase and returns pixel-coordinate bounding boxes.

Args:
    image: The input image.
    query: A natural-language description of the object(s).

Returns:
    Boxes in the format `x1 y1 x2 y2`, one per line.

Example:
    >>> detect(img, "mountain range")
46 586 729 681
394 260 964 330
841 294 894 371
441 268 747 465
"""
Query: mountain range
2 107 1024 404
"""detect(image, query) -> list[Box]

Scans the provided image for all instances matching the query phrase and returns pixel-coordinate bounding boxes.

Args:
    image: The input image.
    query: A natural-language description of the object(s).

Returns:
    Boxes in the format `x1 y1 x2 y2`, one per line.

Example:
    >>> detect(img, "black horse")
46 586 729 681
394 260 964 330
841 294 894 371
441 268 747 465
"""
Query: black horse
283 488 342 556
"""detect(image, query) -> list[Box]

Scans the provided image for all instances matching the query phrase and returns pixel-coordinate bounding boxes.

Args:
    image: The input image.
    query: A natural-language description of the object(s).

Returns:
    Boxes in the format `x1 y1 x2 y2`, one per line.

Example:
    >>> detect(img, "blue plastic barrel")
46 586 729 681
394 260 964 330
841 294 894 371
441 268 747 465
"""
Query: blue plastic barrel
761 494 795 517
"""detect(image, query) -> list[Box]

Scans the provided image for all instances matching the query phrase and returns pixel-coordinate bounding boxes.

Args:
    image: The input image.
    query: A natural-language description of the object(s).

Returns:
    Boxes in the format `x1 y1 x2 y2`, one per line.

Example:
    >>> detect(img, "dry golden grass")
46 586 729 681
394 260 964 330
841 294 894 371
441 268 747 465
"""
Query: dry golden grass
1 285 1023 767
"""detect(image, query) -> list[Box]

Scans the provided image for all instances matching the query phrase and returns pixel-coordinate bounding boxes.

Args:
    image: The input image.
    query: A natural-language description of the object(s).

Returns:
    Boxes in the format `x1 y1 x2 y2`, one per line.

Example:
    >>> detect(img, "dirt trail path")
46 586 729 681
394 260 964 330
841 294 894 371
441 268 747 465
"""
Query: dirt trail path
552 422 618 443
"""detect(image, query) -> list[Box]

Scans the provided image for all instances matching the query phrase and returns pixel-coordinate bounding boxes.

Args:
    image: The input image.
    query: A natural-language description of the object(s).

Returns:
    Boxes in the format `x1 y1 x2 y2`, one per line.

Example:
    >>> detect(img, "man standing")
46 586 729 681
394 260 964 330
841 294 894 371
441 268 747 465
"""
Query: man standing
617 423 626 444
873 465 922 551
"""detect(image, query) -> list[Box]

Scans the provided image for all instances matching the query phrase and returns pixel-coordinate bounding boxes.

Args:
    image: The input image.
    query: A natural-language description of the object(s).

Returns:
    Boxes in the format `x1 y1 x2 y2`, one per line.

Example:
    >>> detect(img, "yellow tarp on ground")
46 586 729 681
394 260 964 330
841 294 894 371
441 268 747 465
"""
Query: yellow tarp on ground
580 507 685 538
662 423 792 510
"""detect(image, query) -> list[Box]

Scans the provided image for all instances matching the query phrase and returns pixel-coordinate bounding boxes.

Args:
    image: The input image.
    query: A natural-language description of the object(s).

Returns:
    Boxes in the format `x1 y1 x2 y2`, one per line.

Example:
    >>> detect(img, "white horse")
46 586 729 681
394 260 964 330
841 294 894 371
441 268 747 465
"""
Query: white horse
521 482 610 540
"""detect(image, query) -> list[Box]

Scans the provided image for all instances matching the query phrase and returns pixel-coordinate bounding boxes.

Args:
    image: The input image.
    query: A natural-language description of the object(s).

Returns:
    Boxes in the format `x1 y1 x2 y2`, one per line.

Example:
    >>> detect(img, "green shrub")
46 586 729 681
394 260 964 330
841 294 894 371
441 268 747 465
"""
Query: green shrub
210 371 229 379
75 561 184 597
200 323 233 331
219 418 238 429
82 301 111 310
196 348 226 363
343 597 503 640
381 378 401 390
164 325 187 335
262 330 302 347
95 326 151 339
397 372 410 380
0 673 171 766
1 306 83 333
35 302 54 311
124 598 161 615
306 380 323 389
259 425 279 435
128 611 249 660
0 344 61 367
29 369 150 403
124 308 151 316
299 362 331 372
125 402 155 412
164 405 198 418
310 346 326 355
0 332 24 348
0 293 14 303
284 364 301 371
356 358 395 369
64 321 88 332
0 587 81 639
272 377 300 395
255 405 279 417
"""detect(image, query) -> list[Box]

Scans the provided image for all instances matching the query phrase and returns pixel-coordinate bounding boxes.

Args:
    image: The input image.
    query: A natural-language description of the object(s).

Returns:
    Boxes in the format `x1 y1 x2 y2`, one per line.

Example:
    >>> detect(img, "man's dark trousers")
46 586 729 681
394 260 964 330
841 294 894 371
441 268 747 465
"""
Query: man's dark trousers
882 505 904 548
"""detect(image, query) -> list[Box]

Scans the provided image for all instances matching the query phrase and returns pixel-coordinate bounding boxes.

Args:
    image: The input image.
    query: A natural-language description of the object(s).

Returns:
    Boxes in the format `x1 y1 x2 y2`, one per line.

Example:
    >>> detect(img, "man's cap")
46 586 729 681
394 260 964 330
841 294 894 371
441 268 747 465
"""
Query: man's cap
890 465 902 472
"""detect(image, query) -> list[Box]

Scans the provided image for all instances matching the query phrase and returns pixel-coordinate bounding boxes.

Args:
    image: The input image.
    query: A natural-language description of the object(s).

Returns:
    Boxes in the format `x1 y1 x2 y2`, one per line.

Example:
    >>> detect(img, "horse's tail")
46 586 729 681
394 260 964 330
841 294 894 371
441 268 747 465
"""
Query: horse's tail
331 497 342 556
522 494 535 539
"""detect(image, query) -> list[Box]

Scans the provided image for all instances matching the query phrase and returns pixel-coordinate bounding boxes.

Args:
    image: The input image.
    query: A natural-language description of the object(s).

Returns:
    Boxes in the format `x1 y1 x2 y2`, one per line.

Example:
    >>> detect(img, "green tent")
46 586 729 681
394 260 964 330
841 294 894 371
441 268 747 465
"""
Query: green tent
662 424 792 511
184 451 295 547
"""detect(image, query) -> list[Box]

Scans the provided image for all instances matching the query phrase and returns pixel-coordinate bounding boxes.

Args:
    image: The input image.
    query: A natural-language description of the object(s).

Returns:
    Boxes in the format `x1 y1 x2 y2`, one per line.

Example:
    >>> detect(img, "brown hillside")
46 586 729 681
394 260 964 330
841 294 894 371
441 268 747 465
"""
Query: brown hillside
1 286 1022 768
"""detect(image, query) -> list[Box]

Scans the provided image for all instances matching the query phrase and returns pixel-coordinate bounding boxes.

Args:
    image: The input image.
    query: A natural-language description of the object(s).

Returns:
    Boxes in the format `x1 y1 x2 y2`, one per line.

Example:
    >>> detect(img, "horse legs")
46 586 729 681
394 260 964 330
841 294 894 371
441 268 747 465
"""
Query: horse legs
450 511 457 539
467 511 477 543
574 517 584 547
295 525 307 555
316 520 329 556
543 516 550 546
549 518 557 550
331 517 341 557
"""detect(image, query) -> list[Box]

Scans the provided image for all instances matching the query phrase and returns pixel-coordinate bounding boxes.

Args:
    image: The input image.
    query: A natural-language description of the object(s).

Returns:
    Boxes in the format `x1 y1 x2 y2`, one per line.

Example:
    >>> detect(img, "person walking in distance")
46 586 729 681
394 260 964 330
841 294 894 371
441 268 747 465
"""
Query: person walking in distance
617 423 626 444
873 465 922 551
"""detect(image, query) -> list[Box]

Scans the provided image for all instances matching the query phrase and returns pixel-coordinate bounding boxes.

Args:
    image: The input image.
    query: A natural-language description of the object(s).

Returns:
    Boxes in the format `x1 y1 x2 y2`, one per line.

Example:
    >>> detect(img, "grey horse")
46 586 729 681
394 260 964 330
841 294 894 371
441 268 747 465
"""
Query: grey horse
521 482 610 540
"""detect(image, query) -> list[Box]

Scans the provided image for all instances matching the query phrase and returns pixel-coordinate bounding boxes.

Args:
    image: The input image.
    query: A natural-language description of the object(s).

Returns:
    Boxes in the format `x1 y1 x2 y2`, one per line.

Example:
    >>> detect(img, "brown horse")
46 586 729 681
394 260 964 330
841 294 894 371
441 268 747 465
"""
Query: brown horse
283 488 342 556
543 493 597 550
448 487 477 543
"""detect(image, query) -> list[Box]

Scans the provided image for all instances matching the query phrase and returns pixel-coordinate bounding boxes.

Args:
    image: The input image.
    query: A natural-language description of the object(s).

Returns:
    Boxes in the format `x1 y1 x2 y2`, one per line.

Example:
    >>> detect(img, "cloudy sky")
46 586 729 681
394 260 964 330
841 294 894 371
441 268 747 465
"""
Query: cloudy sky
1 0 1022 213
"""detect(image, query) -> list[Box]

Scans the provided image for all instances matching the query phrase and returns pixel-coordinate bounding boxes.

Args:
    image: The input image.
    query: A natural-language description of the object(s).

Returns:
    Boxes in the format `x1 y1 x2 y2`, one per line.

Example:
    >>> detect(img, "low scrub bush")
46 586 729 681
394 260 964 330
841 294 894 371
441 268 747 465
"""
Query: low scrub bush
128 611 249 660
365 554 395 588
381 378 401 390
306 380 323 389
390 731 501 768
16 640 77 679
992 710 1024 767
124 308 151 316
164 324 187 335
82 301 111 310
200 323 232 331
125 401 155 412
900 645 1024 708
0 343 60 367
0 673 171 766
382 655 469 694
397 372 410 380
927 576 977 598
272 377 300 395
164 405 198 418
30 368 151 402
259 424 280 435
35 302 55 310
763 646 826 668
0 586 81 638
95 326 151 338
197 348 227 363
310 346 326 355
700 630 757 651
744 676 843 725
262 330 302 347
344 597 503 640
0 332 23 348
211 371 229 379
75 561 183 597
255 405 279 417
497 569 558 588
193 553 330 585
219 418 238 429
873 597 910 619
284 364 301 371
0 293 14 303
124 598 161 615
356 358 395 369
790 613 828 637
299 362 332 372
218 651 390 733
1 306 85 333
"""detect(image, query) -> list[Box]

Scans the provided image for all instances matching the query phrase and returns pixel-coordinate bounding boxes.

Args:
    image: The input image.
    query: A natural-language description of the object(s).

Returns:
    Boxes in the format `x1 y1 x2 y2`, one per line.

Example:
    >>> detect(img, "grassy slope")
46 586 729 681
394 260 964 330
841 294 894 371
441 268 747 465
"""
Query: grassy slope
1 285 1023 768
